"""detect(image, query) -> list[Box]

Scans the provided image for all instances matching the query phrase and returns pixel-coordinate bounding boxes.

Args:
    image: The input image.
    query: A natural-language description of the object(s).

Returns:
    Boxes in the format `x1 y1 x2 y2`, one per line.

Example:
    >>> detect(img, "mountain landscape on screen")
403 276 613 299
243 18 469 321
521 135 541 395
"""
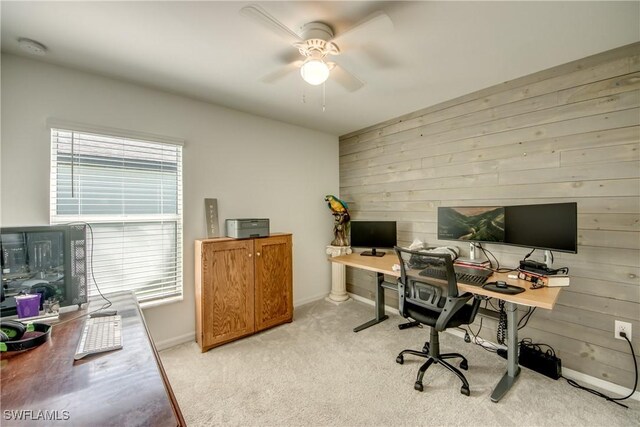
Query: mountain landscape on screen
438 207 505 242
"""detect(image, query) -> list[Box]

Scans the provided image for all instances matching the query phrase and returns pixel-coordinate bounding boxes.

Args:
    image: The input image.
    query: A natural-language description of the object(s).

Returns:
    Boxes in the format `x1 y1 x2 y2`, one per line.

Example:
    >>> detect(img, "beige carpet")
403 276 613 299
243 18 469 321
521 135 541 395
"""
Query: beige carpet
160 298 639 426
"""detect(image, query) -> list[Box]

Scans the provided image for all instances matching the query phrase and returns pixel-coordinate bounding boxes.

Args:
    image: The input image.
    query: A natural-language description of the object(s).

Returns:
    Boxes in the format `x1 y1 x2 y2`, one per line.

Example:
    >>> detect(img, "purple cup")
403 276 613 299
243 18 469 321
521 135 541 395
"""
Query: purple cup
15 294 41 318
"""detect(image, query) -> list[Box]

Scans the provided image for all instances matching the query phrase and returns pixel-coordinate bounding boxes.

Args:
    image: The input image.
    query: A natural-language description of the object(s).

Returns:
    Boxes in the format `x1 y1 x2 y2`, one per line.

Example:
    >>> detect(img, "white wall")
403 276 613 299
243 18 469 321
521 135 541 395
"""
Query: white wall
0 54 339 347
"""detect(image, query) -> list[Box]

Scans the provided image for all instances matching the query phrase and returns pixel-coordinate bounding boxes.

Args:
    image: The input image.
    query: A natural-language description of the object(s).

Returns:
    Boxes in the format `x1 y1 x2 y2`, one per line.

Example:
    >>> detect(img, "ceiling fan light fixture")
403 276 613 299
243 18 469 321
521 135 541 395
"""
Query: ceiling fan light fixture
300 59 330 85
18 37 47 55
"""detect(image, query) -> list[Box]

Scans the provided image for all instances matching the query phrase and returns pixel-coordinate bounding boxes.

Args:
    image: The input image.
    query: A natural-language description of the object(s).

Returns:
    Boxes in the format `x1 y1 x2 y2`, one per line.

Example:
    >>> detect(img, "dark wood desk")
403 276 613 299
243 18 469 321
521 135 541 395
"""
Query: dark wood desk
1 292 185 426
329 253 562 403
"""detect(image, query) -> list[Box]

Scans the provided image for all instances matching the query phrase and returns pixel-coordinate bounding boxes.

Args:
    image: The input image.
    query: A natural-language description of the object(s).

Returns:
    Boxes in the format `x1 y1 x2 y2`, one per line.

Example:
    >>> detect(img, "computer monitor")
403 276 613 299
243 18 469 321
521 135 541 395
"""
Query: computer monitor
350 221 397 257
1 225 88 318
504 202 577 253
437 202 578 255
437 207 505 243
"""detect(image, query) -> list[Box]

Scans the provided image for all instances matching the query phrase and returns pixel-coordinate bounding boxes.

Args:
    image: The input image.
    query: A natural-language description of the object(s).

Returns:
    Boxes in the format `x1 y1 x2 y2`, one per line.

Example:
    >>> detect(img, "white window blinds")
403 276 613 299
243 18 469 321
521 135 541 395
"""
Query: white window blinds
50 128 183 303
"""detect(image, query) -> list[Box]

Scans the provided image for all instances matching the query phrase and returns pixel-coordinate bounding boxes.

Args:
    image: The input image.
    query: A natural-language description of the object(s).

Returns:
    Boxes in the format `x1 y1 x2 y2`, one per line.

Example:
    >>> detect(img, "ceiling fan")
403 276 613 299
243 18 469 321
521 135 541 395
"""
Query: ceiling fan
240 4 393 92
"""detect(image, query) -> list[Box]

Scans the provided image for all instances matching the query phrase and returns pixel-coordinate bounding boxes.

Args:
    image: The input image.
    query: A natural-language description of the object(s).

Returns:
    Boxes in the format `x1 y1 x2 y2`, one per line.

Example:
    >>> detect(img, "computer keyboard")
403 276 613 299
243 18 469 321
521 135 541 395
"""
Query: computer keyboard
419 265 493 286
74 315 122 360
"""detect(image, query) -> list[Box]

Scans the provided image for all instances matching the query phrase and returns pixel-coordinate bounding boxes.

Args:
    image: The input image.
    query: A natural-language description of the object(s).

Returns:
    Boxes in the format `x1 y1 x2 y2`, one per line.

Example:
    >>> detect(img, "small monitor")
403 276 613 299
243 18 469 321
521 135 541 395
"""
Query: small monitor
350 221 397 257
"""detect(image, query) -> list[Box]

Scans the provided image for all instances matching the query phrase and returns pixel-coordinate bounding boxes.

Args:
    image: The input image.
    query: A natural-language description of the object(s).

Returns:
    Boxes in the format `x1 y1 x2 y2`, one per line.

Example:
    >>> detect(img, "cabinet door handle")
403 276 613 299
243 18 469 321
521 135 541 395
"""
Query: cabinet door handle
248 253 252 257
256 252 261 256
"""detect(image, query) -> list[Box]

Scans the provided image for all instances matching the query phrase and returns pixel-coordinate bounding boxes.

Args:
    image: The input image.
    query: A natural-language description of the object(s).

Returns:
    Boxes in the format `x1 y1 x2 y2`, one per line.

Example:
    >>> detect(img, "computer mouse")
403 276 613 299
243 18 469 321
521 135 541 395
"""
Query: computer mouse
496 281 508 289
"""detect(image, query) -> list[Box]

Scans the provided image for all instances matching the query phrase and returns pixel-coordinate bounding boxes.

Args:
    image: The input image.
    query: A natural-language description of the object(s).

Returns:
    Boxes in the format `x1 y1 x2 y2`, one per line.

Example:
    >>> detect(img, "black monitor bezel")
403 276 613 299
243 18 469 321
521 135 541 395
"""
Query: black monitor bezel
502 202 578 254
349 220 398 250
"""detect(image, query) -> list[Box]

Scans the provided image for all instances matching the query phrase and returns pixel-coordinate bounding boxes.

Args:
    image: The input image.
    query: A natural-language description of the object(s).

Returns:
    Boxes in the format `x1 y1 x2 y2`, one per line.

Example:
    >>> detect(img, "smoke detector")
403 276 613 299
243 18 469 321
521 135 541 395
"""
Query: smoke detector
18 38 47 55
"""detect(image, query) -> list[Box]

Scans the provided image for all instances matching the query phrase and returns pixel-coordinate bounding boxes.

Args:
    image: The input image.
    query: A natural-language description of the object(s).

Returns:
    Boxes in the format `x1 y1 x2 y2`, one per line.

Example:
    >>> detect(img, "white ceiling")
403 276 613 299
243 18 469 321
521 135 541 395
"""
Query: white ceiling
2 1 639 136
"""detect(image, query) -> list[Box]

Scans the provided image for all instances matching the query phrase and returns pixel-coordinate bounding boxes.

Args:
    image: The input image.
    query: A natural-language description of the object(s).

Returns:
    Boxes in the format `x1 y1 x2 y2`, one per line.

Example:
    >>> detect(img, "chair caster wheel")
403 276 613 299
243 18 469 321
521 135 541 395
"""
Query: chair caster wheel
460 360 468 370
414 382 424 392
396 355 404 364
460 386 470 396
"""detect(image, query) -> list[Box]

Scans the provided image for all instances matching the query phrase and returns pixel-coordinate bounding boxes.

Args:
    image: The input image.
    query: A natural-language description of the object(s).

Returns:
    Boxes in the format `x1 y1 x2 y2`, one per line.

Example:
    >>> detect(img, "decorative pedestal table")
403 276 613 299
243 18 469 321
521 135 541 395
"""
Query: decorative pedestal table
326 245 352 303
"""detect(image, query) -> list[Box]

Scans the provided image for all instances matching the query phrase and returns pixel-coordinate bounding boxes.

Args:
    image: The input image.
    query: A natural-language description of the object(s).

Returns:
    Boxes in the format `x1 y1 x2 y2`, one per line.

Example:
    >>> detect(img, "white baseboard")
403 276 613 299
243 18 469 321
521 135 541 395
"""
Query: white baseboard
157 294 326 351
294 293 329 307
562 366 640 401
347 292 640 402
155 331 195 351
349 292 400 315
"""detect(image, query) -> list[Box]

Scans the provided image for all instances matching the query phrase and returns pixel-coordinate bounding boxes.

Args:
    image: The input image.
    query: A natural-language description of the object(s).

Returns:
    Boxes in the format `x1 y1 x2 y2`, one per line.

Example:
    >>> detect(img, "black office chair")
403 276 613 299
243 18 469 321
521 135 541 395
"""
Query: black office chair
394 246 481 396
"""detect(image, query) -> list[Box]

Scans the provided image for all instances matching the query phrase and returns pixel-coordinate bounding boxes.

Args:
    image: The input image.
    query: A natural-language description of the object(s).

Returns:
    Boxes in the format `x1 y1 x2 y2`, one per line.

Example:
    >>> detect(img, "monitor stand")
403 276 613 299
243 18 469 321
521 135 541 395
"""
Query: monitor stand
544 250 553 269
360 248 385 257
456 242 487 265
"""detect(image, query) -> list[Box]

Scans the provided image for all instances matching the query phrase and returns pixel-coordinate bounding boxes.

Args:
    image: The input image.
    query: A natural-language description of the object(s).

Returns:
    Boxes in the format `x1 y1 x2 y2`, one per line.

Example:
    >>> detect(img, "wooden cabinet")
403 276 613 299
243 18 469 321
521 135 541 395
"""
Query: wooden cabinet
195 233 292 352
196 238 255 349
254 235 293 331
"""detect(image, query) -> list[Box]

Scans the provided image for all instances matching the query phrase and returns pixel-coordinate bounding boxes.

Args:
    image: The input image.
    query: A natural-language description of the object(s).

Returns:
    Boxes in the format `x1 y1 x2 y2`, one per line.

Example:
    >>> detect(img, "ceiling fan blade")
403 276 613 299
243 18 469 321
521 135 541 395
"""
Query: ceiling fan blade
330 11 393 47
260 61 304 84
240 4 302 44
331 64 365 92
360 45 400 69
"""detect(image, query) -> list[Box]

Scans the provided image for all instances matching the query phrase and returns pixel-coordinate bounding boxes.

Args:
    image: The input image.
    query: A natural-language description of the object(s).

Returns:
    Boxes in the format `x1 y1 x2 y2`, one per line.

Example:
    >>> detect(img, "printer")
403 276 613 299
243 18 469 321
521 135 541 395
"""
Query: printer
225 219 270 239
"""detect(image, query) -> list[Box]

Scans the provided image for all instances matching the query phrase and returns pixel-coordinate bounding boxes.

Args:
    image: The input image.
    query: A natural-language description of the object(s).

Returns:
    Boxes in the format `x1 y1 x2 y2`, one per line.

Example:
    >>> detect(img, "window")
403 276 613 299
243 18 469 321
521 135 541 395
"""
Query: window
50 126 183 304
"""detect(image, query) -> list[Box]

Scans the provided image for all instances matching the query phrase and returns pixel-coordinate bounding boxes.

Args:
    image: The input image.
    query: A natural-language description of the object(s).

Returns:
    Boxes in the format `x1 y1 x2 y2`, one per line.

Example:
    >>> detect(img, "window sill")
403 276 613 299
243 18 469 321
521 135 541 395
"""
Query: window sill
139 295 183 310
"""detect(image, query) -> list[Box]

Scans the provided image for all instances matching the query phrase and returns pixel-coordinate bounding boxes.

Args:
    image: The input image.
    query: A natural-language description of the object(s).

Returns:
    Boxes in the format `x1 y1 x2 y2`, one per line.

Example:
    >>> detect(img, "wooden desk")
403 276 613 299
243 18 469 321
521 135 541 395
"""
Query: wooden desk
1 292 185 426
329 253 562 403
331 253 561 308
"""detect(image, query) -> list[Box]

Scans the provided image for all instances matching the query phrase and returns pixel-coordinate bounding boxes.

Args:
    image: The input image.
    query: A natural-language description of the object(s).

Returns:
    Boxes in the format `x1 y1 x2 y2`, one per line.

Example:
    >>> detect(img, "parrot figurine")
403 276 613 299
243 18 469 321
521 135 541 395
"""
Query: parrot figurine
324 195 350 246
324 195 350 220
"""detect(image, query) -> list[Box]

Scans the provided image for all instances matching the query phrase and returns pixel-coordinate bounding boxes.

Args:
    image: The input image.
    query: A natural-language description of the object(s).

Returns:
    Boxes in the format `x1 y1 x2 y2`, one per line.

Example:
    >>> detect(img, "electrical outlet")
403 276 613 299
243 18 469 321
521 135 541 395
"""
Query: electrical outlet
614 320 632 341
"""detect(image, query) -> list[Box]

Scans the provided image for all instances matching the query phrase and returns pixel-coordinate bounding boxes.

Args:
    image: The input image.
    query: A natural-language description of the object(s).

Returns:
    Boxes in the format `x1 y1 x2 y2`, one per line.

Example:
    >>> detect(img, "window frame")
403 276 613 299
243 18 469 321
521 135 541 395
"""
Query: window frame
48 120 184 307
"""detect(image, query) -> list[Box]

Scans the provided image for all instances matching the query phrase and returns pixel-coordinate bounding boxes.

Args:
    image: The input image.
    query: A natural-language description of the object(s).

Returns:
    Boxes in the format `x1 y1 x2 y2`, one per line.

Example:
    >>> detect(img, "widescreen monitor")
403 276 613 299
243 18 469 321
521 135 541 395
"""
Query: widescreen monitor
504 202 577 253
350 221 397 257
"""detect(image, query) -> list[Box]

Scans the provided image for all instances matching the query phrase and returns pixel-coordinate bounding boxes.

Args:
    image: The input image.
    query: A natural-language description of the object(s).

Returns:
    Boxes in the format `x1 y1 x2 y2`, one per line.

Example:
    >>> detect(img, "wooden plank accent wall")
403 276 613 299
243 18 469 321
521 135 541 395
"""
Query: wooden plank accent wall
338 42 640 389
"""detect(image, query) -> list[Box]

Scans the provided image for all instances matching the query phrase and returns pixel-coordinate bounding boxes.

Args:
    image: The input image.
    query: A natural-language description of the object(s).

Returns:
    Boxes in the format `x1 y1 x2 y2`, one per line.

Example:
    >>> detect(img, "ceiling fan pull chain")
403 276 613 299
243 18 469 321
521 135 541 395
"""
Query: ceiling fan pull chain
322 82 326 112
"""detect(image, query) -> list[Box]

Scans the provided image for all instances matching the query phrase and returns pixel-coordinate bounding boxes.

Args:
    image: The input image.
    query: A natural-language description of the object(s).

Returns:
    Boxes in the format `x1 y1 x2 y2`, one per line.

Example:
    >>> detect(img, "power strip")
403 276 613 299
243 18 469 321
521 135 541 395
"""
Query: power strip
498 343 562 380
520 343 562 379
519 260 553 275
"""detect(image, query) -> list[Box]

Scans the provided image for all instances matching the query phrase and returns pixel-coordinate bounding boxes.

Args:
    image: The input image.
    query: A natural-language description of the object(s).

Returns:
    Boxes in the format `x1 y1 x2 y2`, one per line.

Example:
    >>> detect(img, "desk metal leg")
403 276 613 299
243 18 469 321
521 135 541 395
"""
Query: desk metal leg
353 273 389 332
490 301 521 402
